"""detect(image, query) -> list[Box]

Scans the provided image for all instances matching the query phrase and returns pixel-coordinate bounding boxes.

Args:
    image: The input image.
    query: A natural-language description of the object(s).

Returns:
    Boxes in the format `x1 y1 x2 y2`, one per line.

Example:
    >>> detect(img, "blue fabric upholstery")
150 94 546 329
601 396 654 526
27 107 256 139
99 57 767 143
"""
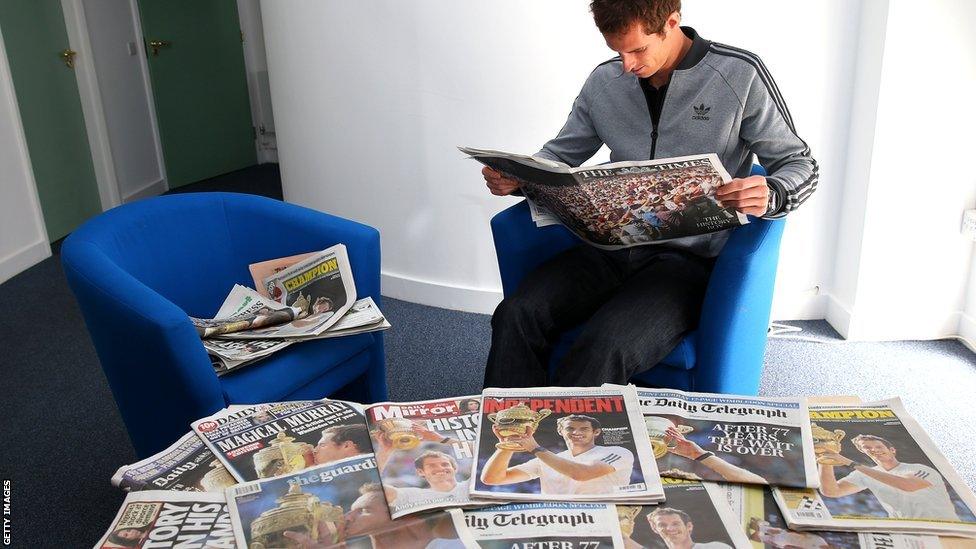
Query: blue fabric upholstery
490 166 784 395
62 192 387 457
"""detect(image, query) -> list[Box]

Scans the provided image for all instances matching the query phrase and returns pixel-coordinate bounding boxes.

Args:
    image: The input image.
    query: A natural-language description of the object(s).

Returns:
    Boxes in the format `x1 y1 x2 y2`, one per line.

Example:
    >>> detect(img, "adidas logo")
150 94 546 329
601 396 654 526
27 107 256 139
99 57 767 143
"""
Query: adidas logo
692 103 711 121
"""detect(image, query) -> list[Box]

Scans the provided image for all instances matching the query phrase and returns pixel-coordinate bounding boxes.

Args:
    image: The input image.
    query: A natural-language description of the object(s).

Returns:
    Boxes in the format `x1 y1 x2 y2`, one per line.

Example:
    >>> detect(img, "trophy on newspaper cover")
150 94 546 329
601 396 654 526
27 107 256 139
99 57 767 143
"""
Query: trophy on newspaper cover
644 416 694 459
253 432 314 479
487 403 552 451
617 505 642 538
200 460 236 492
250 483 345 549
811 422 847 465
371 418 421 451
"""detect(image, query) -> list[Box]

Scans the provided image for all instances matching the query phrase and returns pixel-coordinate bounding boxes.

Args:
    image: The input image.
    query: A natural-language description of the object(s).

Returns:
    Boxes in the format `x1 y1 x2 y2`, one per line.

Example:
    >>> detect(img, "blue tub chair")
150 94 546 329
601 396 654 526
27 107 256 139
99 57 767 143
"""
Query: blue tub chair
62 192 387 457
490 166 784 395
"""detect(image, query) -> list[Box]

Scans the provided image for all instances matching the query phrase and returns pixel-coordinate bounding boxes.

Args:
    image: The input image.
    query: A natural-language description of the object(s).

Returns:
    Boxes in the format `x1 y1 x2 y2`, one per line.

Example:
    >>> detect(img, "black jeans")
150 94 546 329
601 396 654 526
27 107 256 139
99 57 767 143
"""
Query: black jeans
484 243 714 388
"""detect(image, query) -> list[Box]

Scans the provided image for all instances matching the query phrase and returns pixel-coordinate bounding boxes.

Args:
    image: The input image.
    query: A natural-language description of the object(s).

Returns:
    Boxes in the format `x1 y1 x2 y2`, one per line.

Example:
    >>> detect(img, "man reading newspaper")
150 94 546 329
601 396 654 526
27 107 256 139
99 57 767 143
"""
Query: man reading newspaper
480 414 635 495
481 0 817 387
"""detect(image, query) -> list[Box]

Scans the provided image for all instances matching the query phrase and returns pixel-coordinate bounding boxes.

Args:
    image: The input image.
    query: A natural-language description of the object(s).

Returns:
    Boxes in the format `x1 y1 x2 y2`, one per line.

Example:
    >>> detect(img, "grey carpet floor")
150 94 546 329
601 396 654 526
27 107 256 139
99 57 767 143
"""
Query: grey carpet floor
2 165 974 545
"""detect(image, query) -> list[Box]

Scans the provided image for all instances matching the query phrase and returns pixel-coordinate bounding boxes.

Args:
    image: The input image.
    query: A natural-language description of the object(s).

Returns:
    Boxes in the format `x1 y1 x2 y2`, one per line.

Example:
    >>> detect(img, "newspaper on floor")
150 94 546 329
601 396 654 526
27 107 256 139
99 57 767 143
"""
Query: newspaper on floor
470 385 663 503
191 399 369 483
461 147 747 249
225 454 473 548
189 283 304 338
459 502 626 548
248 251 317 298
364 395 486 518
770 398 976 538
722 483 943 549
93 490 235 548
624 386 819 488
111 431 237 493
615 479 751 549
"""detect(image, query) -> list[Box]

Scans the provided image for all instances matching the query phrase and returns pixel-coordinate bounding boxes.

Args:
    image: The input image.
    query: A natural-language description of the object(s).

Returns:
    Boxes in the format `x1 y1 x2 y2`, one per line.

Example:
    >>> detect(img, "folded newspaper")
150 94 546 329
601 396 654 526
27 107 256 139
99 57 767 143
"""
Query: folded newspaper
771 398 976 537
616 479 751 549
365 396 488 518
722 484 943 549
470 385 663 503
225 454 472 548
93 490 235 548
461 147 747 249
111 431 237 493
625 386 819 488
459 502 626 548
191 399 369 483
248 251 317 298
189 283 304 339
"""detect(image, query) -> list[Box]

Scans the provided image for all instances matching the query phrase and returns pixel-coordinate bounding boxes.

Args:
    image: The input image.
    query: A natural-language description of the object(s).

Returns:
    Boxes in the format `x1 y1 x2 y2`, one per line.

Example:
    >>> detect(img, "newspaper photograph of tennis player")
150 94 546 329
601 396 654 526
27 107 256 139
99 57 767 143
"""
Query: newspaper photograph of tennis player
618 479 748 549
772 399 976 537
192 399 369 482
460 148 745 249
628 387 818 489
226 455 470 549
471 386 661 502
365 396 484 518
460 502 625 548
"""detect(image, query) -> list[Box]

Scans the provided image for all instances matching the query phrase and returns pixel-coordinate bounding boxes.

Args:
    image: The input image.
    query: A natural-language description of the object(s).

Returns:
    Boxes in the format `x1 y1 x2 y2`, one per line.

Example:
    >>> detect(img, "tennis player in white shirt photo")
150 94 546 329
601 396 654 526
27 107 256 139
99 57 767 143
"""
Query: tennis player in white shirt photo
480 414 635 495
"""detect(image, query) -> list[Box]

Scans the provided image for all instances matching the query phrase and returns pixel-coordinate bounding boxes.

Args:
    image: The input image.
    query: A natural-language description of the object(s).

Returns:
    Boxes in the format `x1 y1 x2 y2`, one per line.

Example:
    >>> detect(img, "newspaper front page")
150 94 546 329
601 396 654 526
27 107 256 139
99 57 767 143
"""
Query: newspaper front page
771 399 976 537
470 386 663 503
461 147 747 249
93 490 235 548
723 484 943 549
192 399 368 483
226 455 473 549
365 396 485 518
615 479 750 549
460 502 625 548
628 387 819 488
248 251 317 298
112 431 237 493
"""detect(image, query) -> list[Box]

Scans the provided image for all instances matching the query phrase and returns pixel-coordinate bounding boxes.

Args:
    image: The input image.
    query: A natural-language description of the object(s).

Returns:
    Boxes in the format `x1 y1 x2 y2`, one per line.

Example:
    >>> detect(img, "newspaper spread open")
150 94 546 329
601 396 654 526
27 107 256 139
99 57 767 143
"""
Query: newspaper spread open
191 399 368 483
226 455 473 548
461 147 747 249
112 431 237 493
723 484 943 549
470 386 663 503
624 387 819 489
771 398 976 537
189 283 304 338
365 396 486 518
615 479 750 549
459 502 625 548
93 490 235 548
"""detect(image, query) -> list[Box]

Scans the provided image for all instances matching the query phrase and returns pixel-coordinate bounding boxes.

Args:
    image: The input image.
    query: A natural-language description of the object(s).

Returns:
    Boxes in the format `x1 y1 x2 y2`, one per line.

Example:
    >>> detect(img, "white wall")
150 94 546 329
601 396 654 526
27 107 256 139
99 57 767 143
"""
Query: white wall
833 0 976 341
77 0 165 202
0 26 50 284
263 0 849 315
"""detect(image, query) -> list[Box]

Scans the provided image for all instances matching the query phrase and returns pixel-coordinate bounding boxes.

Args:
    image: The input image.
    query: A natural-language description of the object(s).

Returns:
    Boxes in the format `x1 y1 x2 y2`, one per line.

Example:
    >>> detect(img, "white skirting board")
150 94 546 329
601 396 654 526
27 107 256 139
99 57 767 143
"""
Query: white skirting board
0 239 51 285
381 271 502 315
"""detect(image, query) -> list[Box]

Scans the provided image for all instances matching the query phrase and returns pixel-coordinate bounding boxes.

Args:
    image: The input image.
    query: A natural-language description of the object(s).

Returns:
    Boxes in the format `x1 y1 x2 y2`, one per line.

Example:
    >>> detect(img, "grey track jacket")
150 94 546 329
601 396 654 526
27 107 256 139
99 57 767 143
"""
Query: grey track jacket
535 27 818 256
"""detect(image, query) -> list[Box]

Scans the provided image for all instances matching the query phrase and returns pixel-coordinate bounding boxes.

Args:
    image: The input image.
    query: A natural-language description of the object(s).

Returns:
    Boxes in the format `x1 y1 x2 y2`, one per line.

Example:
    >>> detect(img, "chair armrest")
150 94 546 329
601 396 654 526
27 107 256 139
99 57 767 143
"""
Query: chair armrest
61 239 225 457
490 200 579 297
223 194 382 305
693 217 786 394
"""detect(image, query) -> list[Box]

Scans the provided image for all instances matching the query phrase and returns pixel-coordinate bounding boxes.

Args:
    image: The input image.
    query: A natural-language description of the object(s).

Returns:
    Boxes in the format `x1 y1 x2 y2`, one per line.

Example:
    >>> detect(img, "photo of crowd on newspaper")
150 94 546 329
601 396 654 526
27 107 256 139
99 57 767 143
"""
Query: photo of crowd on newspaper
523 161 738 246
366 397 483 518
226 456 468 549
473 394 650 498
810 416 976 523
648 414 807 487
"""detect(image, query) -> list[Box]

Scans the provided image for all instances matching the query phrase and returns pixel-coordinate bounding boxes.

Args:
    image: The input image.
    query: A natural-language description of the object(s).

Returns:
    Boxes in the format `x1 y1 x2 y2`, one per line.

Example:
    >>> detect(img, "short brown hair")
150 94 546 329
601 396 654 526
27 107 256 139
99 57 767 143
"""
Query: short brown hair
590 0 681 36
648 507 692 526
414 450 458 471
556 414 602 432
851 435 896 450
320 424 371 452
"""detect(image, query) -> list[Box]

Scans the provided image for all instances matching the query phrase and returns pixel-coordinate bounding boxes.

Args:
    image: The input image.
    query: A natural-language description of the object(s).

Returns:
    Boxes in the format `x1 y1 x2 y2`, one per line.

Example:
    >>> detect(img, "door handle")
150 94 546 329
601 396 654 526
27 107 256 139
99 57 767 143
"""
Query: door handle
60 49 77 69
148 39 171 56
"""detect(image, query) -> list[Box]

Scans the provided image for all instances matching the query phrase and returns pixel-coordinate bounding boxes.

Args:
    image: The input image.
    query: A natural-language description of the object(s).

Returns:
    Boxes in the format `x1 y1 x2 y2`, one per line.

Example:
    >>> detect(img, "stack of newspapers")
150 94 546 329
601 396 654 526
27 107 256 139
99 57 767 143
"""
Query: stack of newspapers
94 386 976 548
187 244 391 375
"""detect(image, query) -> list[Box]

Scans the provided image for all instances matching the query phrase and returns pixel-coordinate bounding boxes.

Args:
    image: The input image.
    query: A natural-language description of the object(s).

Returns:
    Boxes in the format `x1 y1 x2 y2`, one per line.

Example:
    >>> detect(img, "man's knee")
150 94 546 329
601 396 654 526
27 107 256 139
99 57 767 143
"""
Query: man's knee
491 294 543 333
